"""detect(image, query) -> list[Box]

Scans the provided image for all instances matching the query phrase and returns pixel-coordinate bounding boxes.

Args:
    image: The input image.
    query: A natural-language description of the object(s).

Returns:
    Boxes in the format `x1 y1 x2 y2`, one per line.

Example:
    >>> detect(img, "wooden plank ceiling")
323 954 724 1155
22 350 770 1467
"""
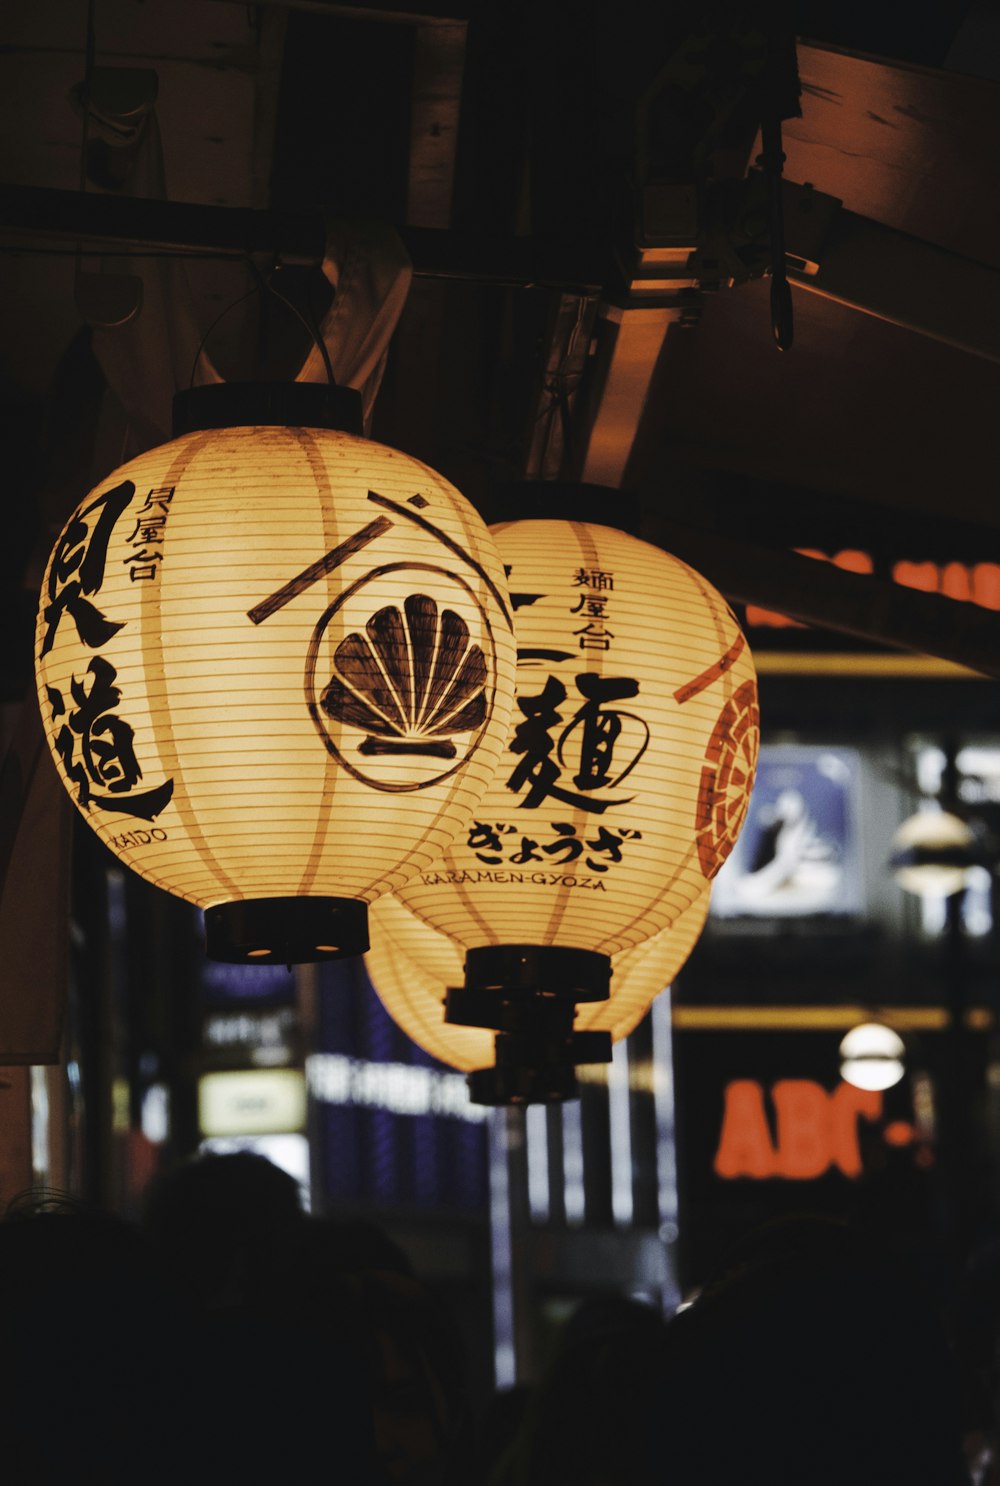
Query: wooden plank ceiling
1 2 999 685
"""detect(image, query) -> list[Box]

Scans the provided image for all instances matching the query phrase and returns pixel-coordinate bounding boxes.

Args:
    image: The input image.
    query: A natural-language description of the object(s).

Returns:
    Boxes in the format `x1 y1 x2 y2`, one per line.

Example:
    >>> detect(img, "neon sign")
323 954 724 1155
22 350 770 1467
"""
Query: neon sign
713 1077 883 1180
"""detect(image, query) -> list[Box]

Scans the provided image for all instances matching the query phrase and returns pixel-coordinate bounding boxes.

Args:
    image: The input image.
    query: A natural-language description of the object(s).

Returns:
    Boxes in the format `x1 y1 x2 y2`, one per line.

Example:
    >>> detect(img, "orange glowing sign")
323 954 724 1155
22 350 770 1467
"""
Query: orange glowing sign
713 1077 883 1180
746 549 1000 629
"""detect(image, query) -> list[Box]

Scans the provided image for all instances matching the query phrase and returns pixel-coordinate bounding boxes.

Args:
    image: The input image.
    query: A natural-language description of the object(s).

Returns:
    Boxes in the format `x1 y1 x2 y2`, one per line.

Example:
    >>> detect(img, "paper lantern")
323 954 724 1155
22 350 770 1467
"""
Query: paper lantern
399 516 757 952
366 893 490 1072
365 889 710 1075
34 383 516 963
394 506 757 1096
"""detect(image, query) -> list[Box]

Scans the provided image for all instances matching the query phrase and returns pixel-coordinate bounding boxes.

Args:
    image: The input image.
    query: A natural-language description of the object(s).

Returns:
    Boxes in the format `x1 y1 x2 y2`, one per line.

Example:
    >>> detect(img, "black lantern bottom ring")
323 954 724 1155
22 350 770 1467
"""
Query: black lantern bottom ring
468 1029 613 1106
205 896 369 965
448 944 613 1105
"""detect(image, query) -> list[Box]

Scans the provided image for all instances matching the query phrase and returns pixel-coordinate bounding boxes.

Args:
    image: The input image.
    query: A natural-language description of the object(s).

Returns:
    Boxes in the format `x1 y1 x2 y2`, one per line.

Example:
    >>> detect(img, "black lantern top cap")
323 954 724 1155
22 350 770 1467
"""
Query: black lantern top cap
172 381 364 439
492 480 640 536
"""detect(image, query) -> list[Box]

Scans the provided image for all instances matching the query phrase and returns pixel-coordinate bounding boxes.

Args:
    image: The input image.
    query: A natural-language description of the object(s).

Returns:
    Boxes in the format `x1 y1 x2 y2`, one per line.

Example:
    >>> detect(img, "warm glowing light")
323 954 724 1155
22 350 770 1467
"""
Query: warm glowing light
365 889 711 1071
198 1068 307 1137
35 401 516 962
397 518 758 957
890 809 978 898
839 1022 906 1092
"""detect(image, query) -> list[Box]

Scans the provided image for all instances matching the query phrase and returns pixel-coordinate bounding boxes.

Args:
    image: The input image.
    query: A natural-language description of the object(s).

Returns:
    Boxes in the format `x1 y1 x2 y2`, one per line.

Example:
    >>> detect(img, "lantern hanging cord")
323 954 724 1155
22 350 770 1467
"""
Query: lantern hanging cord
187 271 264 389
759 115 793 352
247 256 336 388
186 256 336 389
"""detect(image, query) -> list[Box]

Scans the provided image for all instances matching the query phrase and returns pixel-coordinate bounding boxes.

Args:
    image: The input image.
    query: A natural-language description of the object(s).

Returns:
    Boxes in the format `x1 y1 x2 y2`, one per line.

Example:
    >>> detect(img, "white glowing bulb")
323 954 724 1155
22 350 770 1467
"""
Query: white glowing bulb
839 1022 905 1092
890 809 976 898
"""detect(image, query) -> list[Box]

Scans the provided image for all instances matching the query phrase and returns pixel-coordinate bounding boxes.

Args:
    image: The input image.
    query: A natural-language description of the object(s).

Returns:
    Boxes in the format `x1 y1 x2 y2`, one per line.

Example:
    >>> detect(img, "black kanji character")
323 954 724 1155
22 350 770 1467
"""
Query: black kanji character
41 480 135 655
506 672 647 814
562 673 643 792
569 594 610 617
507 675 567 808
50 655 174 821
572 568 614 590
574 623 613 650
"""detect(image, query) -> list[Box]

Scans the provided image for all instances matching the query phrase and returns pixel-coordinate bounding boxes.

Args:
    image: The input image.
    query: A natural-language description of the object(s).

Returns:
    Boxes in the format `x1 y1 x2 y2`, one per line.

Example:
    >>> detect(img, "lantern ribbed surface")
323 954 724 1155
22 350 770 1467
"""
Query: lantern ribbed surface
396 519 757 957
366 889 710 1071
35 425 515 912
587 889 709 1040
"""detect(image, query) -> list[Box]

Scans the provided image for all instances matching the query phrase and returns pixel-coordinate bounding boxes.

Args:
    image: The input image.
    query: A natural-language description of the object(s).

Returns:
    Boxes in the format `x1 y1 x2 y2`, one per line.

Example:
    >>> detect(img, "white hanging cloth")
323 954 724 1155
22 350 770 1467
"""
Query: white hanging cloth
90 107 412 446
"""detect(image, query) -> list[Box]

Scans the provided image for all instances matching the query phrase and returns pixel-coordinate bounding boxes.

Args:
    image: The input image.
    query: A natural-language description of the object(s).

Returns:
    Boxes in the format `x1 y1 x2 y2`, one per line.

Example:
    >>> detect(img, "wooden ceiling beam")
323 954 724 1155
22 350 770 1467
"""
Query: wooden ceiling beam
643 515 1000 678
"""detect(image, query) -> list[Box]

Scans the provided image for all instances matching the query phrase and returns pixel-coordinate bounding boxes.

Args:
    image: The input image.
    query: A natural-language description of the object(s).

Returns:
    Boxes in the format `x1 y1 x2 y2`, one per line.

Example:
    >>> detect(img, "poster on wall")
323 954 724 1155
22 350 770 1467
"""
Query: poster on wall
710 745 864 919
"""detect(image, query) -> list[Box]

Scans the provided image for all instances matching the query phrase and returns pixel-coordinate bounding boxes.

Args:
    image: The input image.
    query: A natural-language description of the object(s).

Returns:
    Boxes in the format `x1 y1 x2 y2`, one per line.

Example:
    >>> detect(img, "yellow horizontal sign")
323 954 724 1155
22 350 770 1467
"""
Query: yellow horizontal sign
671 1005 990 1031
753 653 979 679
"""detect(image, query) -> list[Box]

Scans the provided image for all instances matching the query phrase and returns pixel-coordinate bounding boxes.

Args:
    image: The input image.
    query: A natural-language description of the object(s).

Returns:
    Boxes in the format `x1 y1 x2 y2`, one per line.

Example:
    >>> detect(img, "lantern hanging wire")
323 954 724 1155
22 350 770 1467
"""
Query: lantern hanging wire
186 254 336 393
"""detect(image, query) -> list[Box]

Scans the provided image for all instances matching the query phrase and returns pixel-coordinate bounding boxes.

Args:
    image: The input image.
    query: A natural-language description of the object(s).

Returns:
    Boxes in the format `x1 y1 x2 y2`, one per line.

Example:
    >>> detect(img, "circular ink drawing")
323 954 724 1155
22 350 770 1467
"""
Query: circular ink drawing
695 678 760 879
306 562 497 792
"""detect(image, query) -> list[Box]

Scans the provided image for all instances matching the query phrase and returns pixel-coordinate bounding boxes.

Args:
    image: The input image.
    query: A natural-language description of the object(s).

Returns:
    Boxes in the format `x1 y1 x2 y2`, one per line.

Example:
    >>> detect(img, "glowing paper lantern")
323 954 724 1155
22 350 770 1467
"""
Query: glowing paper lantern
392 511 757 1105
365 889 710 1073
598 894 710 1041
399 517 757 951
394 510 758 1097
34 384 516 963
366 893 490 1072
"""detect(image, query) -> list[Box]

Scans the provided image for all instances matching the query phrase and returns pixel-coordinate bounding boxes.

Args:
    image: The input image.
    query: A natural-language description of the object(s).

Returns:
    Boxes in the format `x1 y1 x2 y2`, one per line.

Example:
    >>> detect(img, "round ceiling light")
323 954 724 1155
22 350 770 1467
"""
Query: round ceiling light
839 1022 906 1092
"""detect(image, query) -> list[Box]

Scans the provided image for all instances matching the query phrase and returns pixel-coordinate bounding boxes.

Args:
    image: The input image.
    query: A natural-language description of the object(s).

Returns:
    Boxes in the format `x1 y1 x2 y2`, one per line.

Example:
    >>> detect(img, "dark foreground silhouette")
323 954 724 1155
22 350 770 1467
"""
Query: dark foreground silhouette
0 1167 975 1486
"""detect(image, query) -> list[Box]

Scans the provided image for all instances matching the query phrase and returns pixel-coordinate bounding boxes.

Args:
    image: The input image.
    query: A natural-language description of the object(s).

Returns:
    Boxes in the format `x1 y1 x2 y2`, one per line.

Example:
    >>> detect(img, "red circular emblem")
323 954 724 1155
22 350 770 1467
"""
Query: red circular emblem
695 679 760 879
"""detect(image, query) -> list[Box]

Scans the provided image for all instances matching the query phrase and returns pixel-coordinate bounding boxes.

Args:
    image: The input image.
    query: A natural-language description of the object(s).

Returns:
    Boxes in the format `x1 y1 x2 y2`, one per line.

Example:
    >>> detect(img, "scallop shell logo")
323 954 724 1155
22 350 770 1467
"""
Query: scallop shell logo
306 566 498 793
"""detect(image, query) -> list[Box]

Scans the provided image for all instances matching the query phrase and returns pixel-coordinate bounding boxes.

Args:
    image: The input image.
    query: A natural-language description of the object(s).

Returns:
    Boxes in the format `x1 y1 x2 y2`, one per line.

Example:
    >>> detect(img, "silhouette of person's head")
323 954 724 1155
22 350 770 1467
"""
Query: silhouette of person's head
269 1212 471 1484
142 1158 387 1481
141 1149 305 1309
0 1194 181 1484
492 1292 667 1486
655 1216 968 1485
